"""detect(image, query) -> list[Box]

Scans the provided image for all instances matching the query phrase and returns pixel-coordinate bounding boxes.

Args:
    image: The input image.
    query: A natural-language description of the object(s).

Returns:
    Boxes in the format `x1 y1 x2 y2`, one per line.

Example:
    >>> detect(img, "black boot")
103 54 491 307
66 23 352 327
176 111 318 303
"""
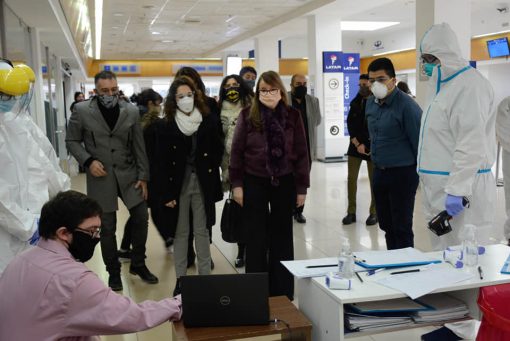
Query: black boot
342 213 356 225
108 273 123 291
129 265 159 284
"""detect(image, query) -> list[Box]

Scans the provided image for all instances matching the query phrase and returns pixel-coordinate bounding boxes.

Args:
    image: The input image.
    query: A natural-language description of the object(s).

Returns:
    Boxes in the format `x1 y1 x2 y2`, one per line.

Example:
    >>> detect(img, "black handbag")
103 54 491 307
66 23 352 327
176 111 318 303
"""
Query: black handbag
220 190 242 243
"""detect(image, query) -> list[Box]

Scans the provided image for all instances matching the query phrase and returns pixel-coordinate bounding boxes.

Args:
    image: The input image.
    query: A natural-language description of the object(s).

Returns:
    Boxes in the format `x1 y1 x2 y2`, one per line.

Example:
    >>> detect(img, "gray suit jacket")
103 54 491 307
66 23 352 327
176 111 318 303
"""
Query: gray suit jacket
287 92 322 160
66 98 149 212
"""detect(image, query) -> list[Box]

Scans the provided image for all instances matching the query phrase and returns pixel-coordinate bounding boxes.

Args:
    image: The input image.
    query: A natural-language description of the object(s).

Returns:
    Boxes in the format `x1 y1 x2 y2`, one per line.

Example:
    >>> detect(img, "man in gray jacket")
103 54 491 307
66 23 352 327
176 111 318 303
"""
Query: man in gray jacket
66 71 157 291
288 74 322 223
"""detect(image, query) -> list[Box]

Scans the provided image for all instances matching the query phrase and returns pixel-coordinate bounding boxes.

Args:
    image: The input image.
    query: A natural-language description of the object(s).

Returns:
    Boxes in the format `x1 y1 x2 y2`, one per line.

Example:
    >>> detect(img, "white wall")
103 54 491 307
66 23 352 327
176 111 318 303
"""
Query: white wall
280 36 308 58
478 59 510 106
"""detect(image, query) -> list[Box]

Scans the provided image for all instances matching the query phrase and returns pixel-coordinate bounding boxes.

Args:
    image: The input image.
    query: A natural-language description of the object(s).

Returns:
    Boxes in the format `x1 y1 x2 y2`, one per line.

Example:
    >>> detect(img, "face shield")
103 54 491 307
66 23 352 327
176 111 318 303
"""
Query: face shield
420 54 440 77
16 64 35 114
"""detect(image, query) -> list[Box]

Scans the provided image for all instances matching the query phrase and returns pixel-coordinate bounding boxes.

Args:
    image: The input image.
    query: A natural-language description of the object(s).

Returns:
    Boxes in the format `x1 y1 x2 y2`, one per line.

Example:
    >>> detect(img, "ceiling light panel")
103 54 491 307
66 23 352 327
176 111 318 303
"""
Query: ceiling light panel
341 21 400 31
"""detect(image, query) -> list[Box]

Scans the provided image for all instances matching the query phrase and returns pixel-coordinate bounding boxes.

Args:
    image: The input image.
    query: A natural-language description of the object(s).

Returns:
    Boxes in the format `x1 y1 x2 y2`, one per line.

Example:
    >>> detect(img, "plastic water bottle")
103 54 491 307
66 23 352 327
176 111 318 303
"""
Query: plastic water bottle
463 224 479 268
338 238 354 279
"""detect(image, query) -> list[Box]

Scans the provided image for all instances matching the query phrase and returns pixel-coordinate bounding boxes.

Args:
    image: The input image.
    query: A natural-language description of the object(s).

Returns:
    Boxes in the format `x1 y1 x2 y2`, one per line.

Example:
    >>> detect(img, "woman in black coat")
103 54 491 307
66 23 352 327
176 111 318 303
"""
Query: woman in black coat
145 76 223 295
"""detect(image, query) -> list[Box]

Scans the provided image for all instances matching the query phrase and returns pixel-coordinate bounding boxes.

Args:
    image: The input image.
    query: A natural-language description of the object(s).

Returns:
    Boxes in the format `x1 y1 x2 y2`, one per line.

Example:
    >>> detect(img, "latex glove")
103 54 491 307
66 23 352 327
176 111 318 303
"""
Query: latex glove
445 194 465 216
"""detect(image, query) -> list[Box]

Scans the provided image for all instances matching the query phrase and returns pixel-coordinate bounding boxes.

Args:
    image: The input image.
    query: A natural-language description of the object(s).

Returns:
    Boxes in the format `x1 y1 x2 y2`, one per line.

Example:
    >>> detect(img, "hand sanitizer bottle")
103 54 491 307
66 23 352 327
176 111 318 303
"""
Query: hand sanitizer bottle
338 238 354 279
463 224 479 268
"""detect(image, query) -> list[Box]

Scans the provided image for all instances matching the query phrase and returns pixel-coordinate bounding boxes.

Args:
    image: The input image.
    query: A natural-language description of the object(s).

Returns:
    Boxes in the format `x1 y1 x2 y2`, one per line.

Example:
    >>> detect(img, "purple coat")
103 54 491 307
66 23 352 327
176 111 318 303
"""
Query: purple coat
229 104 310 194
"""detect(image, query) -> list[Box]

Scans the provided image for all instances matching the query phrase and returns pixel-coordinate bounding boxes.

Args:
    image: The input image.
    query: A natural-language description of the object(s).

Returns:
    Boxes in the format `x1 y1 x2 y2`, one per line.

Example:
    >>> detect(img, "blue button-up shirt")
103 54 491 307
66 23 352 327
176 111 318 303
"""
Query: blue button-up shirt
365 89 422 168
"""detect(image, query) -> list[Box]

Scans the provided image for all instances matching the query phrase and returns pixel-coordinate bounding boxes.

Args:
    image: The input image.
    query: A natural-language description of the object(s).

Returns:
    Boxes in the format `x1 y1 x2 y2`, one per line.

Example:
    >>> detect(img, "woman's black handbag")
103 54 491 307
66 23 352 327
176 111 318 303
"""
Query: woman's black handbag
220 191 242 243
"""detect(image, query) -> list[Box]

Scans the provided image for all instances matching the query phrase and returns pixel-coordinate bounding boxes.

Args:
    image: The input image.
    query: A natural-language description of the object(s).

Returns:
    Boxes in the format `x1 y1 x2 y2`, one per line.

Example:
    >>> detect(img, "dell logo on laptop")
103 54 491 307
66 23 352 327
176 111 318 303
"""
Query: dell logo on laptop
219 296 231 306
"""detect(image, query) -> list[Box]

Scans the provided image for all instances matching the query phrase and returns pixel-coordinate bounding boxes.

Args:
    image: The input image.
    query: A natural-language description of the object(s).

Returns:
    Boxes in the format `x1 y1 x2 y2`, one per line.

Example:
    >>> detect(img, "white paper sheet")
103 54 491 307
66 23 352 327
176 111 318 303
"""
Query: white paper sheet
281 258 366 278
375 264 474 299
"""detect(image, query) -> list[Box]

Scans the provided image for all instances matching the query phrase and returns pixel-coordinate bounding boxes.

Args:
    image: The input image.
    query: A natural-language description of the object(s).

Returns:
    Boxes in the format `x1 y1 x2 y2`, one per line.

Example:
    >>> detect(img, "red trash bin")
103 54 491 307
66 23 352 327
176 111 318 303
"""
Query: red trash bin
477 284 510 340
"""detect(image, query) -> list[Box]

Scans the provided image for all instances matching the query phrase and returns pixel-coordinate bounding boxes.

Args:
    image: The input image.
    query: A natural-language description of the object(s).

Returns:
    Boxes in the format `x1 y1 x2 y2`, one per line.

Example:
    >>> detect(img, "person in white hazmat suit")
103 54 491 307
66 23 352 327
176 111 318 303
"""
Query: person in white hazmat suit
497 96 510 245
418 23 497 252
0 59 69 273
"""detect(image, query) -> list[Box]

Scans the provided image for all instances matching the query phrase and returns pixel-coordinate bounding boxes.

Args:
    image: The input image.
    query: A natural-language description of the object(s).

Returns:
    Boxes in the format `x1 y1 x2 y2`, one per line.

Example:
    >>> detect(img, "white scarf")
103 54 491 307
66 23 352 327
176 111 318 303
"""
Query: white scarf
175 108 202 136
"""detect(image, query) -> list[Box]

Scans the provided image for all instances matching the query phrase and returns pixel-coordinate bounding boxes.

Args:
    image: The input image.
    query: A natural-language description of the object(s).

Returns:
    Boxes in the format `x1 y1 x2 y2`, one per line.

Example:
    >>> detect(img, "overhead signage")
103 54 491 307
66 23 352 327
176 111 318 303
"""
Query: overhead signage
100 64 140 74
172 64 223 74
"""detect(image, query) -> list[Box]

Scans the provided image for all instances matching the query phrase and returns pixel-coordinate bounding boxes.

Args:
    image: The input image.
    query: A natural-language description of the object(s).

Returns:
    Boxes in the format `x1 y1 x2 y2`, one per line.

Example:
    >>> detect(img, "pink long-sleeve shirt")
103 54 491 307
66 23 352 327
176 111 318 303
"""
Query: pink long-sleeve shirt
0 238 181 341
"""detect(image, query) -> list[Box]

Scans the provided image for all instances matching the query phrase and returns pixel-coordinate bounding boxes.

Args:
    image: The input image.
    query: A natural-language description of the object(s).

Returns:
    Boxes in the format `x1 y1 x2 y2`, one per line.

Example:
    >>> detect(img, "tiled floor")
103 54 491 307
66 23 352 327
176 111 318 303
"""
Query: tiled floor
74 160 507 340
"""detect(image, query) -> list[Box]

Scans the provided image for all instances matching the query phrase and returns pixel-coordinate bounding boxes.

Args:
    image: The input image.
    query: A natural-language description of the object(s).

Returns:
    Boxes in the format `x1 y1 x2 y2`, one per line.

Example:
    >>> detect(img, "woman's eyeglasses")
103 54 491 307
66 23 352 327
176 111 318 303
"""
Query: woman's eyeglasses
176 92 194 100
259 88 279 96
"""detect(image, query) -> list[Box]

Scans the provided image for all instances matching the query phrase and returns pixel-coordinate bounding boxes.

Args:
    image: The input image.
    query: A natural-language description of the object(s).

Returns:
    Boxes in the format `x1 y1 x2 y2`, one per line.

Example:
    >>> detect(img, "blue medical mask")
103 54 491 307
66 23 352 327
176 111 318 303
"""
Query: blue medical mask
424 63 436 77
0 98 17 113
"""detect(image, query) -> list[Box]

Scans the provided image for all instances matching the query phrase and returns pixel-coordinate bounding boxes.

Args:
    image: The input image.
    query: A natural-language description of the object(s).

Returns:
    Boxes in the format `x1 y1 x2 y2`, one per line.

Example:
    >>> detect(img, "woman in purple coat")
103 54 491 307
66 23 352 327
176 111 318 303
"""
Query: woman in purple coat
229 71 310 300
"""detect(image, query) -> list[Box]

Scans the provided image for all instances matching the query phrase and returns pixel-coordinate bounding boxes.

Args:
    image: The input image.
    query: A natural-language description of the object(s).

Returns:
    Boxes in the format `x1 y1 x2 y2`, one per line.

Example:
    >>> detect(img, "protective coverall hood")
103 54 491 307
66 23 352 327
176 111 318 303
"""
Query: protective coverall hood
420 23 468 78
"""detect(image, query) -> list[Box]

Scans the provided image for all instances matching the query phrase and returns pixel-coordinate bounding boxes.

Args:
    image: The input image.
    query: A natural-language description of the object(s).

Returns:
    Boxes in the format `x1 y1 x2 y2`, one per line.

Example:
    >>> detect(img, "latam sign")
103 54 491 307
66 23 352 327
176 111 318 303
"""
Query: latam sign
323 52 360 73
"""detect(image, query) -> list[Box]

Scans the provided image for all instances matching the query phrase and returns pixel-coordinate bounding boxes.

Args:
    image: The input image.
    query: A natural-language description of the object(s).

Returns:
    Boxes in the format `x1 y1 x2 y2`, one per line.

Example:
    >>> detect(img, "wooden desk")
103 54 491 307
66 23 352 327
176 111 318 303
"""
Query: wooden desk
172 296 312 341
297 244 510 341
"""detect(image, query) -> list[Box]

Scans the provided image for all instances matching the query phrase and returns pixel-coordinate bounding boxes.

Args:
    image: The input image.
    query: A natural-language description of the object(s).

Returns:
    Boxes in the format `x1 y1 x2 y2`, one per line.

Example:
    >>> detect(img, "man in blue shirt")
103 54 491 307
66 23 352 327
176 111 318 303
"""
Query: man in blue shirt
365 58 422 250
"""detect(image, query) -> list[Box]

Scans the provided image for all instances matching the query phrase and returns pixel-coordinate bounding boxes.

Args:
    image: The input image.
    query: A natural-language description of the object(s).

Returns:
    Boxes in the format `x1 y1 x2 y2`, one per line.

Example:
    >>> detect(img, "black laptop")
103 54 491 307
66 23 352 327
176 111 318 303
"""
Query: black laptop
180 273 270 327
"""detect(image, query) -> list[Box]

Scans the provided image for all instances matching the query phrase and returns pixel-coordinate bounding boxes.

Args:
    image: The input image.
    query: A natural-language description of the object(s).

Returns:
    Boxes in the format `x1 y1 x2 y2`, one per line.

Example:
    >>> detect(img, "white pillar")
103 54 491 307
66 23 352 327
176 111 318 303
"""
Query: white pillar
307 14 347 161
415 0 471 108
254 36 279 73
54 56 67 159
222 50 242 77
28 27 47 133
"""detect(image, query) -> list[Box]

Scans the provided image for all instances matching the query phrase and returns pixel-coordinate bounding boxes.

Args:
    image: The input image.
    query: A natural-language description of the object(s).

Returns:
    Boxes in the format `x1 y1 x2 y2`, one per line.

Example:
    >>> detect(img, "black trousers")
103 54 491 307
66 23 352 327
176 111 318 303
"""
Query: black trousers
101 201 148 273
121 204 175 250
372 165 419 250
243 173 296 300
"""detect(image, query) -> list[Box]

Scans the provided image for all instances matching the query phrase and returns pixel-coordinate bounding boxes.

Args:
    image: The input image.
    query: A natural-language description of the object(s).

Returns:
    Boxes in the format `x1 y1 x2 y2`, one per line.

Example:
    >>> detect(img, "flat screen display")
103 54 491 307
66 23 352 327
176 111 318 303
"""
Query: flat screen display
487 37 510 58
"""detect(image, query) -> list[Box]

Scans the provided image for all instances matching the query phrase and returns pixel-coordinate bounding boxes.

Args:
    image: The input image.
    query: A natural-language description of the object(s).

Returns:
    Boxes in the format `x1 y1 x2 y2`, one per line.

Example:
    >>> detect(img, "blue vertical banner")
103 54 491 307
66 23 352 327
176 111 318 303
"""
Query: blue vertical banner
341 53 360 137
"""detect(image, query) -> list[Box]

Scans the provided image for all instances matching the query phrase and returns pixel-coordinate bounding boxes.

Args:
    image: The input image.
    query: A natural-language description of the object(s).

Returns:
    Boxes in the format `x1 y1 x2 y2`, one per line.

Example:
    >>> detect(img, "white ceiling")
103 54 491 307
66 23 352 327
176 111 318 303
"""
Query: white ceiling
3 0 510 72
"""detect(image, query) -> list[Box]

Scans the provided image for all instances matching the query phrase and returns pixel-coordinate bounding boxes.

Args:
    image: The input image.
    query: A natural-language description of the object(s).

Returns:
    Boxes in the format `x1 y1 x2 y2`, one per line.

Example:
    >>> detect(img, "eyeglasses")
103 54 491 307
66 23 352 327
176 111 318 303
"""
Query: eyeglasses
421 54 438 64
176 91 194 100
259 88 280 96
0 93 15 101
75 226 101 238
368 77 391 84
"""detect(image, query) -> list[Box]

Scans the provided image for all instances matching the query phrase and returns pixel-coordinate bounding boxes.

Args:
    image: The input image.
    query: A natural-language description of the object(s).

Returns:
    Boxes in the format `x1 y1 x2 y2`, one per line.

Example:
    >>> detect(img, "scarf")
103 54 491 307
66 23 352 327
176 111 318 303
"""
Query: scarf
175 107 202 136
261 102 287 186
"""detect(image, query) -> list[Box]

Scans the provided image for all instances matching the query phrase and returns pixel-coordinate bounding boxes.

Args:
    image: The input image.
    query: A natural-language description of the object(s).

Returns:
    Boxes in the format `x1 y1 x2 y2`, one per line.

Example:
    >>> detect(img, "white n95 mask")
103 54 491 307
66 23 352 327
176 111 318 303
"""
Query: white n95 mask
371 81 388 99
177 96 194 113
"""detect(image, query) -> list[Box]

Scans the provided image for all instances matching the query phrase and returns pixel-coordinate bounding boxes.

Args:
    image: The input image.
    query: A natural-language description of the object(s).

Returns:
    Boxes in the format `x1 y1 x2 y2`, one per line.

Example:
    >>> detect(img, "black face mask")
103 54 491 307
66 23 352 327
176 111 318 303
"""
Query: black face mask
359 85 371 97
68 231 100 262
244 79 255 89
224 87 240 103
293 85 307 99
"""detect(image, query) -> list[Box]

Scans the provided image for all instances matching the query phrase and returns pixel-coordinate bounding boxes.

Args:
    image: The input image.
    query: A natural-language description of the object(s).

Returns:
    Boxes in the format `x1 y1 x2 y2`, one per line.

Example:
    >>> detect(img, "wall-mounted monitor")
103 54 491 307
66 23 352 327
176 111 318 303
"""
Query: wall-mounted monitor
487 37 510 58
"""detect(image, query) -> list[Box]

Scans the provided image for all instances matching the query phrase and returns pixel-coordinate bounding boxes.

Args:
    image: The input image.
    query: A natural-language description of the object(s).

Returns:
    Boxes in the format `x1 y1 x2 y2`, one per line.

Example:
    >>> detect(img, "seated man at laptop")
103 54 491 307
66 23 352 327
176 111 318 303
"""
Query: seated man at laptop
0 190 182 340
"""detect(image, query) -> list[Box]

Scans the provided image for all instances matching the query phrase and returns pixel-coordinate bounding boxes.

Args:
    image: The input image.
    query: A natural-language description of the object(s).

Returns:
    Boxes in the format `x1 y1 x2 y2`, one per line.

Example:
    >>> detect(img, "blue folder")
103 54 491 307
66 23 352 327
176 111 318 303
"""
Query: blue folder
501 253 510 274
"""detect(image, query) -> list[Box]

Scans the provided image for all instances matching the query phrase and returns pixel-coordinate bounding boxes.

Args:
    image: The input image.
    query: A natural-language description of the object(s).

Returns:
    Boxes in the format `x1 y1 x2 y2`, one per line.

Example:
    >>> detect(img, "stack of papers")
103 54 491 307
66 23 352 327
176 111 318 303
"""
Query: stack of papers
280 258 366 278
345 312 414 332
413 293 469 323
353 247 442 269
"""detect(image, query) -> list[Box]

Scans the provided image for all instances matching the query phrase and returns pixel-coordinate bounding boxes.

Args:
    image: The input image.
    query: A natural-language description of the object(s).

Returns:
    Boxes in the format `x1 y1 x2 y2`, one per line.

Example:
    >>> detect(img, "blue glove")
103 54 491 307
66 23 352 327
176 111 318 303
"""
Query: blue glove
445 195 465 216
29 218 40 245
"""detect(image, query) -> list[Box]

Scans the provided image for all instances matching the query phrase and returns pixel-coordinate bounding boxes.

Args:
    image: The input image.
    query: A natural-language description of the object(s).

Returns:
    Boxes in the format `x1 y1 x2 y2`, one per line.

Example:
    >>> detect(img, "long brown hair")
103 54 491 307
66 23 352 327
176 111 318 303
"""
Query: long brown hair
249 71 288 131
163 76 210 121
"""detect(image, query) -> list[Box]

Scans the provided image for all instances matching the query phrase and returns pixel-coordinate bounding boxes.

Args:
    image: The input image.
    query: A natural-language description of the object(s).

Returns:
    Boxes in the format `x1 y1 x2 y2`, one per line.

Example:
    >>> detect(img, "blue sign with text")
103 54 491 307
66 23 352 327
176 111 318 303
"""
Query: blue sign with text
323 51 343 73
341 53 360 73
343 72 360 136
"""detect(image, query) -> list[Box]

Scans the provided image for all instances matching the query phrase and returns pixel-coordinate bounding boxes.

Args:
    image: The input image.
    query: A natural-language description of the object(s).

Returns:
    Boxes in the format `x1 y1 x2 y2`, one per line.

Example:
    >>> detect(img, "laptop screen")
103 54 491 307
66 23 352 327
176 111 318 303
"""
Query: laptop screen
180 273 270 327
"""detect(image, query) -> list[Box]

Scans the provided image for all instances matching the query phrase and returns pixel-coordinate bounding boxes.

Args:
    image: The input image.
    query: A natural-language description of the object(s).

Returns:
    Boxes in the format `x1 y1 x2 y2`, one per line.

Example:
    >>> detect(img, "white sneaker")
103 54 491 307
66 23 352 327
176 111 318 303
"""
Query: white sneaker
166 244 174 254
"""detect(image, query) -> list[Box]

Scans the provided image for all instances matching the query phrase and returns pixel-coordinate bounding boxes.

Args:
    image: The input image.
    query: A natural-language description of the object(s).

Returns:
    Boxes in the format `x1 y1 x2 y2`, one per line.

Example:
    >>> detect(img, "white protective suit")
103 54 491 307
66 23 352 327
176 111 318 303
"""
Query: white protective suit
418 23 498 251
496 96 510 240
0 62 70 273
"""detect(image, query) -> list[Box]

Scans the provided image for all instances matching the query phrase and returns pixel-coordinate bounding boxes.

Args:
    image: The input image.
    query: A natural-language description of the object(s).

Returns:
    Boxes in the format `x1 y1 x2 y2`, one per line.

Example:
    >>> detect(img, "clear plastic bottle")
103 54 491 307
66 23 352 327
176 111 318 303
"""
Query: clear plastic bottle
338 238 354 279
463 224 479 268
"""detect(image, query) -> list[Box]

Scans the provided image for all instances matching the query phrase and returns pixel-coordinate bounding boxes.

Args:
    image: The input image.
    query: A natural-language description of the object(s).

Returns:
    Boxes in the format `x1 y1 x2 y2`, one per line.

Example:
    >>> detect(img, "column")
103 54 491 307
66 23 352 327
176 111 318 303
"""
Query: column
254 36 279 73
415 0 471 107
54 56 66 159
27 27 47 133
307 14 348 161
